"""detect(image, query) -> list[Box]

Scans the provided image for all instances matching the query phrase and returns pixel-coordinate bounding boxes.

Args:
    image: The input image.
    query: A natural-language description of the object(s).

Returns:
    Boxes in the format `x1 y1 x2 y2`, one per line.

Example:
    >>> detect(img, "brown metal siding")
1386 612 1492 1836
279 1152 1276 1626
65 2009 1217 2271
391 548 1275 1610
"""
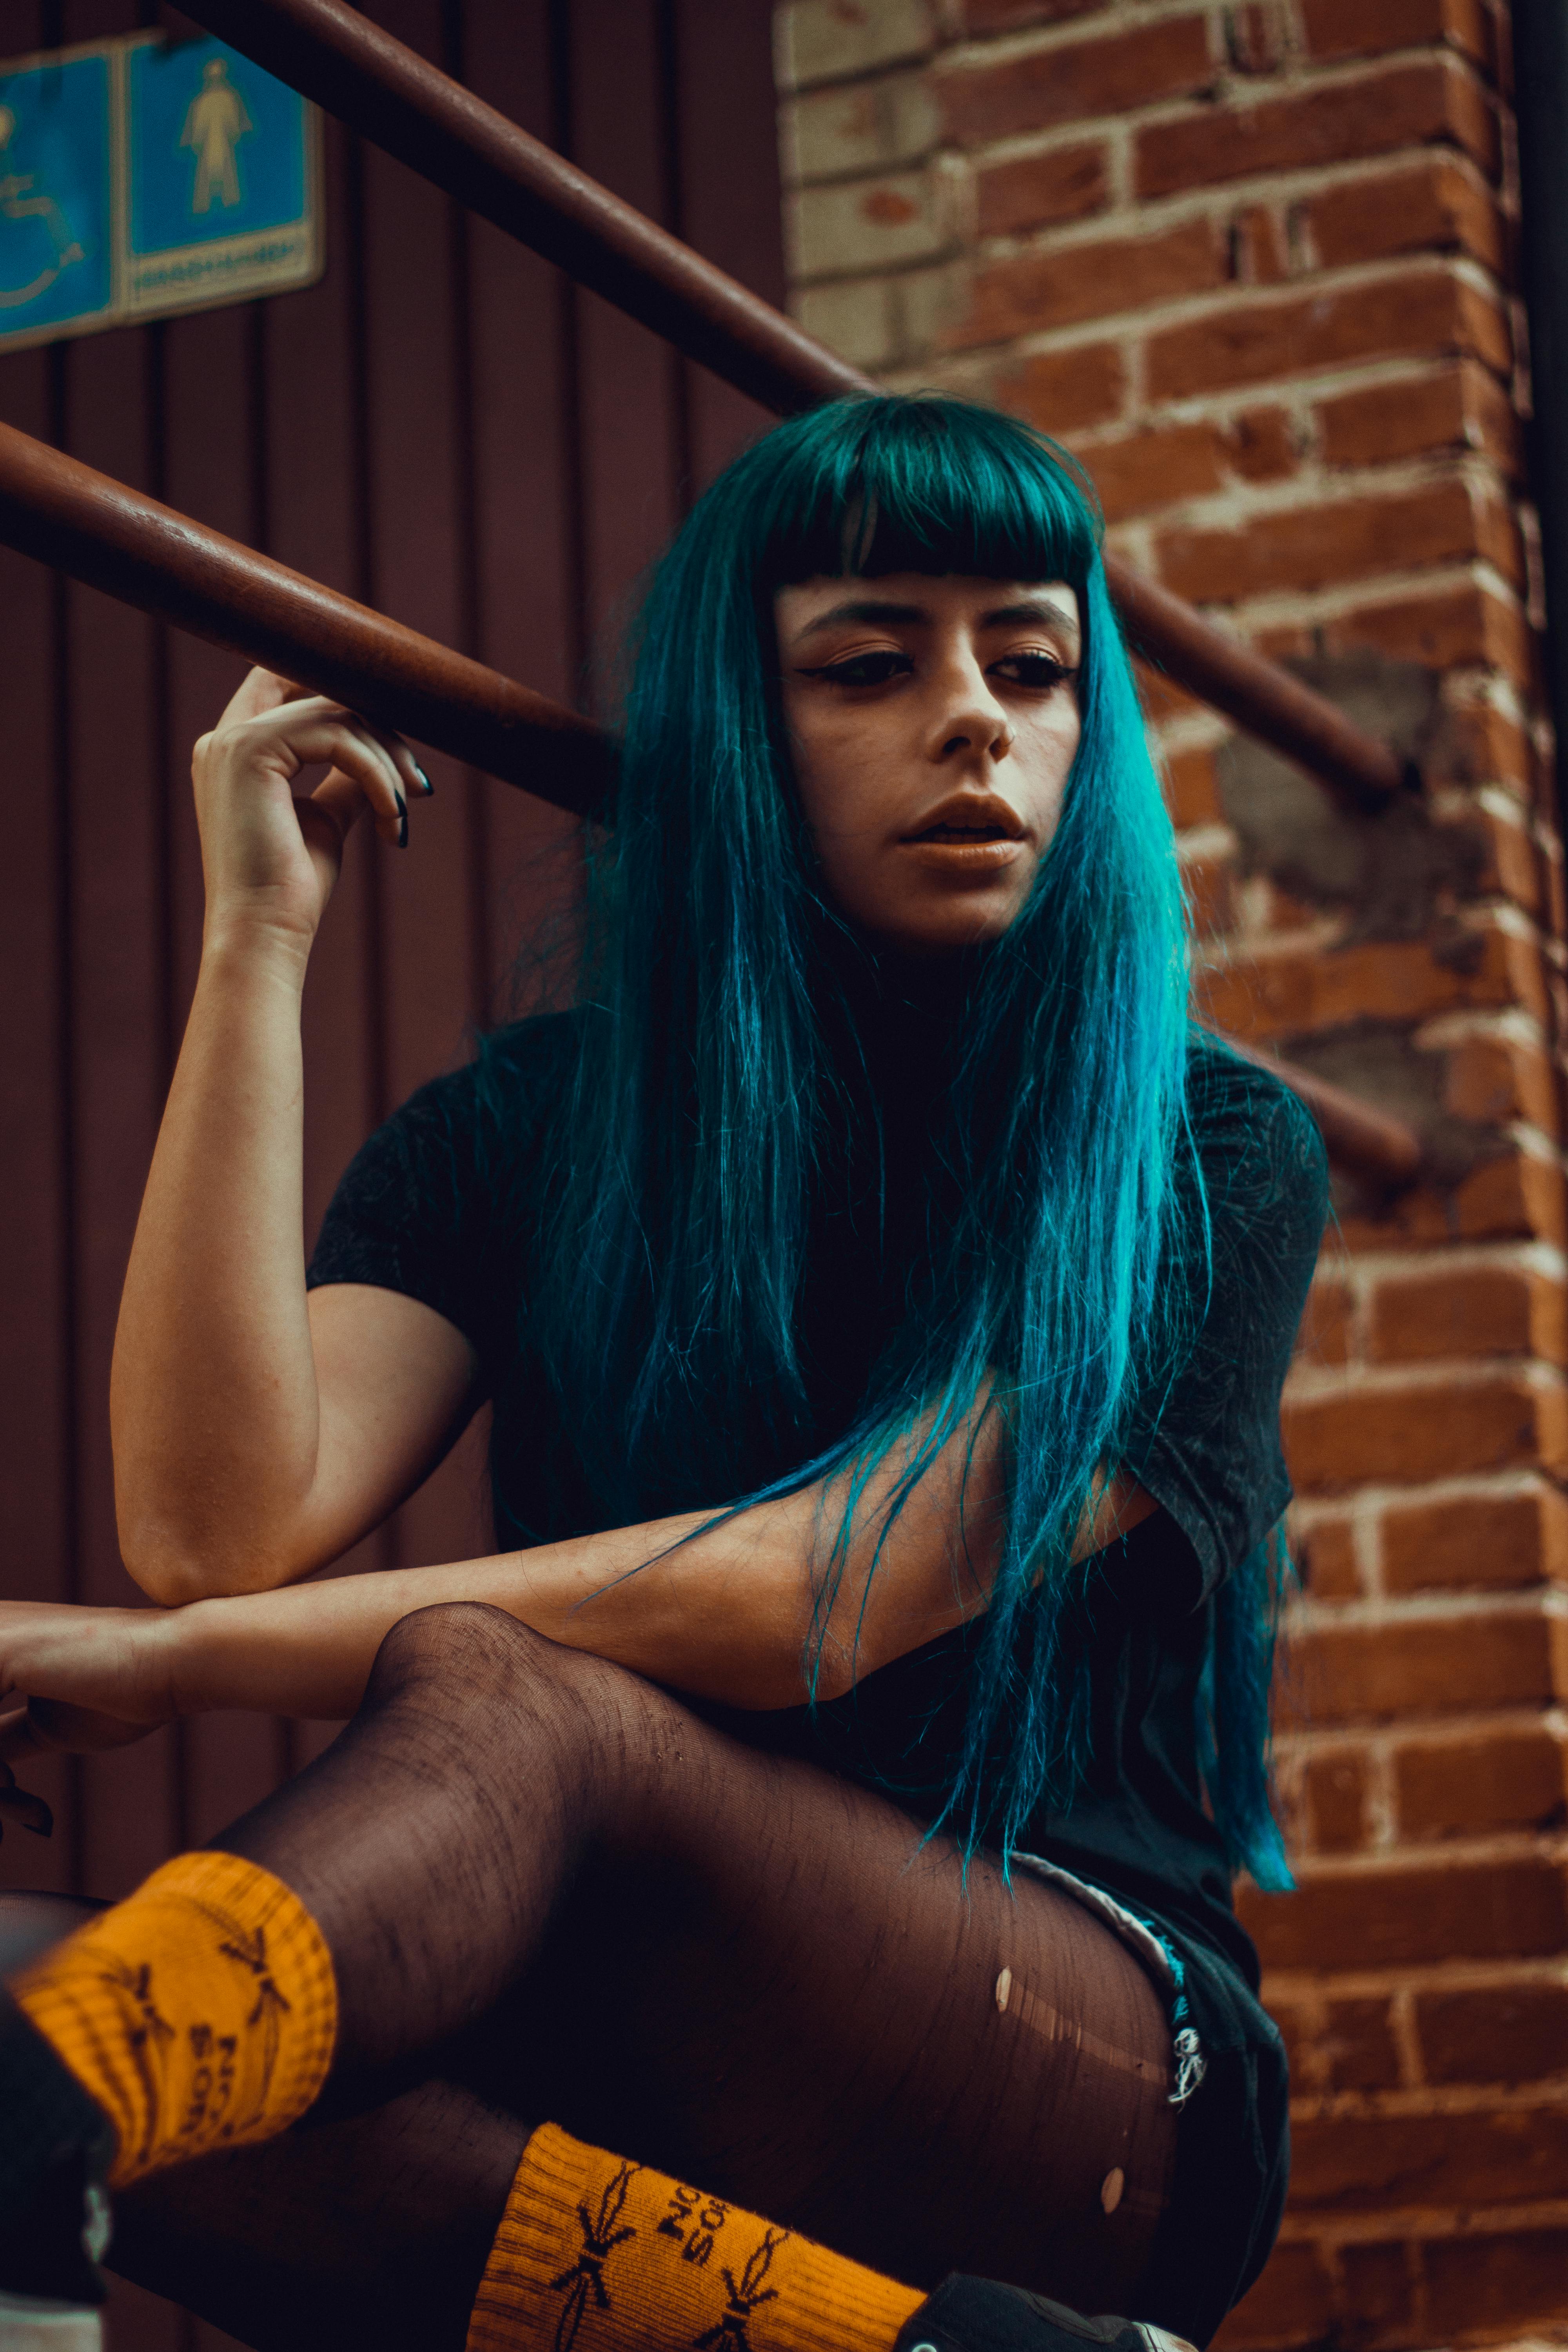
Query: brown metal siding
0 5 782 2339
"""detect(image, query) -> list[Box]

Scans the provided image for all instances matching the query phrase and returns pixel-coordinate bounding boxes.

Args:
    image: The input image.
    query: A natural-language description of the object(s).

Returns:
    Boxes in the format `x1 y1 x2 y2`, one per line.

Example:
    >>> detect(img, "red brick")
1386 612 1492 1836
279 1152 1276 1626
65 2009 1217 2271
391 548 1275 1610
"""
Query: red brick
1230 203 1290 285
1424 2225 1568 2334
1227 407 1298 481
1295 1279 1354 1367
1306 155 1506 274
1441 696 1535 789
1286 1374 1567 1491
1078 408 1296 526
1367 1263 1566 1365
1381 1485 1568 1592
1302 0 1494 72
1156 480 1499 606
1317 360 1522 474
1241 1853 1568 1968
1144 270 1511 402
1161 742 1221 829
1321 581 1533 693
1297 1514 1361 1598
1444 1030 1562 1131
1416 1978 1568 2082
940 16 1214 149
1291 2101 1568 2209
1323 1994 1405 2088
1302 1747 1370 1848
1478 804 1548 920
1336 2244 1417 2341
976 142 1110 239
1197 924 1515 1045
1281 1606 1551 1720
960 0 1103 32
953 219 1225 348
993 342 1127 436
1211 2243 1334 2352
1135 57 1499 202
1227 3 1289 75
1395 1724 1565 1835
1336 1151 1561 1258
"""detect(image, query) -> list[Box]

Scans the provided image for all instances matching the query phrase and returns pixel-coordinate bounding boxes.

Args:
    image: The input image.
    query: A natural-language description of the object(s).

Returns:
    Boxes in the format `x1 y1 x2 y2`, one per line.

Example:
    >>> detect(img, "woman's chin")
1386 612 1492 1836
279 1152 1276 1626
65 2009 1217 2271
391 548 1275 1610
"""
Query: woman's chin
856 895 1028 960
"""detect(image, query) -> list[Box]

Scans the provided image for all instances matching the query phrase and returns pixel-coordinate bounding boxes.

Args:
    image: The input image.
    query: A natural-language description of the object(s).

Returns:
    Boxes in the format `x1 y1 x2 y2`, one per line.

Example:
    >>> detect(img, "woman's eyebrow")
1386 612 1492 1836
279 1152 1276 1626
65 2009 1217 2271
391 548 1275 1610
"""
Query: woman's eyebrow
979 599 1080 635
792 598 930 640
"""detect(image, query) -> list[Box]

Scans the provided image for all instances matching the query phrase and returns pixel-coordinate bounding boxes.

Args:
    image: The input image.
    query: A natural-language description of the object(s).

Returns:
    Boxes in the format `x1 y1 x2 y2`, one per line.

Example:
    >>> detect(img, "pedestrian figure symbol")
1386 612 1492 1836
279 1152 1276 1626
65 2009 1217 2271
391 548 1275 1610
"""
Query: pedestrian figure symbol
180 57 251 214
0 101 85 308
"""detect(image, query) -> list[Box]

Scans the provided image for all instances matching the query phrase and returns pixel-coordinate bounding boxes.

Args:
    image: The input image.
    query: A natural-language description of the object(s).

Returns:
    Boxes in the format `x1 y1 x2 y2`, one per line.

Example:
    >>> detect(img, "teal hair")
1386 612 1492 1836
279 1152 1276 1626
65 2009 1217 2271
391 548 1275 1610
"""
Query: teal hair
521 393 1286 1881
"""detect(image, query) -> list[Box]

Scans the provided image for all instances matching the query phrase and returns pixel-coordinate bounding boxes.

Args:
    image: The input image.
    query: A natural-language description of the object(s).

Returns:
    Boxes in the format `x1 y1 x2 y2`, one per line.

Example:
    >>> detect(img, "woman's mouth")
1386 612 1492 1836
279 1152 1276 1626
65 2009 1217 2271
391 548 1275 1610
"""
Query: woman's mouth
916 821 1009 842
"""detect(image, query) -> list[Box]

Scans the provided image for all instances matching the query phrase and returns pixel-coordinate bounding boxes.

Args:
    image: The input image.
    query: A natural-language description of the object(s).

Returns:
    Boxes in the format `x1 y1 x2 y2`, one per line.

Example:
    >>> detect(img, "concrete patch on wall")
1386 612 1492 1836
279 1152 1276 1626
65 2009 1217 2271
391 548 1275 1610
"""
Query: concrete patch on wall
1216 653 1487 942
1280 1023 1501 1208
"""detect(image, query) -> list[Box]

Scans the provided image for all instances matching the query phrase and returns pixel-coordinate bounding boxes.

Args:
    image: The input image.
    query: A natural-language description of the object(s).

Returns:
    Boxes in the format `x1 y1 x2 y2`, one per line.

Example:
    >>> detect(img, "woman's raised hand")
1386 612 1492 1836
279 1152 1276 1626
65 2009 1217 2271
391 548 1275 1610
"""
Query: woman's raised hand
192 665 433 947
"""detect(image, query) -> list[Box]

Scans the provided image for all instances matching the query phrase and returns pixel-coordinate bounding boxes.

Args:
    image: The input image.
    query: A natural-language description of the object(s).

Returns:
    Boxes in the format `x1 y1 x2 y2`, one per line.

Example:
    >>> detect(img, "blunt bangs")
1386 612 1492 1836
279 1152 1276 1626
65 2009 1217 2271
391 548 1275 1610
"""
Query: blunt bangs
743 395 1101 594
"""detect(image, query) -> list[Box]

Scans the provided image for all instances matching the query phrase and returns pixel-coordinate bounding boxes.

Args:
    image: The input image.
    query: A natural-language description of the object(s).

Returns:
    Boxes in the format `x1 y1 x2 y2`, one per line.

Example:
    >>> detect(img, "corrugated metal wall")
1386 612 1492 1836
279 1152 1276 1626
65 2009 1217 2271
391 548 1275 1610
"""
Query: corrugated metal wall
0 3 782 2339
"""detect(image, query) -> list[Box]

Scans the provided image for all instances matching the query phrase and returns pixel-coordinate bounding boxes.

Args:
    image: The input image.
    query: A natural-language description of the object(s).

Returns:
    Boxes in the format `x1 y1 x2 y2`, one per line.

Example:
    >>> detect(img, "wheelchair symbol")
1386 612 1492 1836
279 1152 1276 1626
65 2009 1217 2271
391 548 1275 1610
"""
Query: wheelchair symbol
0 102 86 309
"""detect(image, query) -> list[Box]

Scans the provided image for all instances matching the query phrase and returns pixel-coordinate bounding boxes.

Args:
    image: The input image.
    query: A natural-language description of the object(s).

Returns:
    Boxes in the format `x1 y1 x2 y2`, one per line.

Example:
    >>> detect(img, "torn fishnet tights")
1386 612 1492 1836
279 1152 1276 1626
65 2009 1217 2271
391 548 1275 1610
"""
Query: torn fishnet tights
95 1605 1176 2350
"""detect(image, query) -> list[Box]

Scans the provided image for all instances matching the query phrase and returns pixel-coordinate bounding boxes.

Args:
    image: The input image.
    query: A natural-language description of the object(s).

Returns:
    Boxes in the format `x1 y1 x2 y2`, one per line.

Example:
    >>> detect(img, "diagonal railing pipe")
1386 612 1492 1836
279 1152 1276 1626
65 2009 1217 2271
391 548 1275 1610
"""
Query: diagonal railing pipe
0 418 615 816
184 0 1410 822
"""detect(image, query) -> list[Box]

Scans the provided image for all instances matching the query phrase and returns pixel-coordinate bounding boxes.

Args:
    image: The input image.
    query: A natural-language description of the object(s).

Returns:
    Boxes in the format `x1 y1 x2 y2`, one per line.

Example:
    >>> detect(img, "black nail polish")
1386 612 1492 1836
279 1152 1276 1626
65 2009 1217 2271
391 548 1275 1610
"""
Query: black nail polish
396 789 408 849
414 762 434 796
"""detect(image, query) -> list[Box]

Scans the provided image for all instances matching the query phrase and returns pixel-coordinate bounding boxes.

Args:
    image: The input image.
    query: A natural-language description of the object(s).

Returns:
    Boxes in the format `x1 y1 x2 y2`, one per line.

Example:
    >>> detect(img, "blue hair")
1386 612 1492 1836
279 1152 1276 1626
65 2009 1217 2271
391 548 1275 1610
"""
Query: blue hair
519 393 1286 1882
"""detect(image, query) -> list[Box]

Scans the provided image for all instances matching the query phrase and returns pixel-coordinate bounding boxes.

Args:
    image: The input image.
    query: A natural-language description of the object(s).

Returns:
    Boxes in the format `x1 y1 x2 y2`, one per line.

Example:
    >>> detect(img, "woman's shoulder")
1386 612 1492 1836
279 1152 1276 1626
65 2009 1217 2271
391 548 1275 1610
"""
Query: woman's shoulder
1183 1029 1330 1227
390 1004 598 1139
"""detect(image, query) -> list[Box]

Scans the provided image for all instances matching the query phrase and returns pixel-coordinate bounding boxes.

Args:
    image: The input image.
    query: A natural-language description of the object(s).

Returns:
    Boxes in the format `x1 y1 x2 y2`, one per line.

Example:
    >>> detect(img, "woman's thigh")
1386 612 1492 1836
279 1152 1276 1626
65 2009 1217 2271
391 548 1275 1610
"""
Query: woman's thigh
448 1726 1177 2315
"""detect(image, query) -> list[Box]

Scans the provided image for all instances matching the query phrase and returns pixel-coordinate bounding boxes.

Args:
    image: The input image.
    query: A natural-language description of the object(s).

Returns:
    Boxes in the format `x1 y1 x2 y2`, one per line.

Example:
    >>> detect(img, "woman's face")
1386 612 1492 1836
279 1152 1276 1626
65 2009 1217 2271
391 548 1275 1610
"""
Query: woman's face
776 570 1083 956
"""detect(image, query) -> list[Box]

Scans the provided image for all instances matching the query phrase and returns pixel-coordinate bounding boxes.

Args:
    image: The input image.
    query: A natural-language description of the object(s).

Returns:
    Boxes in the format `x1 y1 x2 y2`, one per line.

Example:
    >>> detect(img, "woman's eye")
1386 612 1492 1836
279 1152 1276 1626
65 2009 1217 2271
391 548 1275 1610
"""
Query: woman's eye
994 652 1077 690
808 651 913 688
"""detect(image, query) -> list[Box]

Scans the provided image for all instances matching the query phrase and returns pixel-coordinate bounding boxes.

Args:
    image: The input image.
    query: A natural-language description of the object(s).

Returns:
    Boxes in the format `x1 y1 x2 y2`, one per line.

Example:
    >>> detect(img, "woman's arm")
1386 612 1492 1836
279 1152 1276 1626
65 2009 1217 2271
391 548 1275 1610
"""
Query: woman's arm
111 668 467 1606
0 1427 1153 1754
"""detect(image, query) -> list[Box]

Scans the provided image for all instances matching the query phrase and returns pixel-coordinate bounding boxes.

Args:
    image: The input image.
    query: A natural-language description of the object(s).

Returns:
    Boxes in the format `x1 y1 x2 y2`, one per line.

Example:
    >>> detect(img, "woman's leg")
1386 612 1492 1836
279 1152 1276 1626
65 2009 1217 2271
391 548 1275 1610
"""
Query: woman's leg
11 1604 1178 2341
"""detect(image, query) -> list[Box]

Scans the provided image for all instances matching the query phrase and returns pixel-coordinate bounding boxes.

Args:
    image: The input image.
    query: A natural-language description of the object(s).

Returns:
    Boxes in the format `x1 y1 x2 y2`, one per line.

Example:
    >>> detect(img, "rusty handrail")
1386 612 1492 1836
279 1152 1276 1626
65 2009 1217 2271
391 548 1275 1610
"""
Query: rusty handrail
183 0 1408 820
0 419 614 816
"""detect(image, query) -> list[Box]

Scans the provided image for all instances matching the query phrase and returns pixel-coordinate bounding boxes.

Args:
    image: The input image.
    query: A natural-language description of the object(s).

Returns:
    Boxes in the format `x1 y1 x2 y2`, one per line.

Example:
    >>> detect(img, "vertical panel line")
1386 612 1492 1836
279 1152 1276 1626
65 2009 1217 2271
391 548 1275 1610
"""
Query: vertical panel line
45 336 83 1893
345 130 390 1127
444 0 492 1027
655 0 694 517
549 0 590 706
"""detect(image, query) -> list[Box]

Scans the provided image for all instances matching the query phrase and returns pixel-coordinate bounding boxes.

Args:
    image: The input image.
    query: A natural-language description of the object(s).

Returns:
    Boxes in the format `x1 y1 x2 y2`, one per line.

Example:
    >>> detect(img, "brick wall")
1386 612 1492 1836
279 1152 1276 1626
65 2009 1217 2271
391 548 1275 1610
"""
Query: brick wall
774 3 1568 2344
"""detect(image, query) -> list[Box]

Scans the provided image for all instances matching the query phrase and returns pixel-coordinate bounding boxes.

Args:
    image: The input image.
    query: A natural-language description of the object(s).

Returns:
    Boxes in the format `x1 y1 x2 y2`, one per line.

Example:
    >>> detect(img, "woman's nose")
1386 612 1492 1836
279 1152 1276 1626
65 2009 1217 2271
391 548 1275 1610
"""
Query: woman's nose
928 662 1013 763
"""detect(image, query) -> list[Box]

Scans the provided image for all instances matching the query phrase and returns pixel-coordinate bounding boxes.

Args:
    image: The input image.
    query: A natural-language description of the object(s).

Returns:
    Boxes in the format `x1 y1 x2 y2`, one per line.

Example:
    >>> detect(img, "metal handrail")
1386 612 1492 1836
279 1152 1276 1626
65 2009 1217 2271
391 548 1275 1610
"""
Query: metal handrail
183 0 1410 822
0 420 613 814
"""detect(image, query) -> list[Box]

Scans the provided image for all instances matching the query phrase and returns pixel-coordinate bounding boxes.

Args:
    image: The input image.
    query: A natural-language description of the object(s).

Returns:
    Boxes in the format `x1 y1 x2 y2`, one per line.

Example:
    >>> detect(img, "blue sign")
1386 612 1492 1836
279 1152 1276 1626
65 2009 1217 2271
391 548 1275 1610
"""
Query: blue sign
0 49 114 343
0 31 320 354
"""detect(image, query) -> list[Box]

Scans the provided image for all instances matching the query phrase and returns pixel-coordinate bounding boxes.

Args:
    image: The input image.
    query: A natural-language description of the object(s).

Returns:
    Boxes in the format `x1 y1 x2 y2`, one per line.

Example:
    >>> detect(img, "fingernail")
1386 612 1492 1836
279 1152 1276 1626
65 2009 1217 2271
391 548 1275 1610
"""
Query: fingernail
414 762 434 797
396 789 408 849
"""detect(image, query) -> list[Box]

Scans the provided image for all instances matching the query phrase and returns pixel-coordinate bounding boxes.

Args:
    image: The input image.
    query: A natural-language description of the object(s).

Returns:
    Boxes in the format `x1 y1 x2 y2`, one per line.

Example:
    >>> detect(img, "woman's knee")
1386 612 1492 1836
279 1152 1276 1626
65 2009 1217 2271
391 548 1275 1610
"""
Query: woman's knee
362 1604 670 1753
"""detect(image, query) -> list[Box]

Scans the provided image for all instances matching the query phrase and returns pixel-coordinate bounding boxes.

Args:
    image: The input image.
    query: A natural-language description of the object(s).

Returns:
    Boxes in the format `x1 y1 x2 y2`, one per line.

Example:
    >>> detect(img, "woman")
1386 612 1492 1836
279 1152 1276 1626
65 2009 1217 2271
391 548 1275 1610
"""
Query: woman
0 396 1327 2352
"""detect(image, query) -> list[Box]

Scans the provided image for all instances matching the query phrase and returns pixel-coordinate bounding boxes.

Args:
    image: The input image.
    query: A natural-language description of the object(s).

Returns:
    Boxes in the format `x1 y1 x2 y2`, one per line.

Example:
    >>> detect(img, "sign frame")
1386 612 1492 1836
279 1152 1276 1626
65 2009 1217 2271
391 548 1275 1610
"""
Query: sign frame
0 29 323 357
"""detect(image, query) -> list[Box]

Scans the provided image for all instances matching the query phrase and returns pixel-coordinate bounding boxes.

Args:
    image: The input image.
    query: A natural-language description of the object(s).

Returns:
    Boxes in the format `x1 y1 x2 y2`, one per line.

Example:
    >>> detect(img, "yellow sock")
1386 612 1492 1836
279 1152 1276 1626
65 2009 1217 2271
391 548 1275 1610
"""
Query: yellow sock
9 1849 337 2188
468 2124 924 2352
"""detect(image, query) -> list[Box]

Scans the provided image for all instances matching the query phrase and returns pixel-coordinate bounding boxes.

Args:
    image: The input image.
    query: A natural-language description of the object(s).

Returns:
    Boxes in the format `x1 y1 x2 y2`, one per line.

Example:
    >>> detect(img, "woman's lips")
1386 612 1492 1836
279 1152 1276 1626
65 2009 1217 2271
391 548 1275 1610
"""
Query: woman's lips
899 831 1026 870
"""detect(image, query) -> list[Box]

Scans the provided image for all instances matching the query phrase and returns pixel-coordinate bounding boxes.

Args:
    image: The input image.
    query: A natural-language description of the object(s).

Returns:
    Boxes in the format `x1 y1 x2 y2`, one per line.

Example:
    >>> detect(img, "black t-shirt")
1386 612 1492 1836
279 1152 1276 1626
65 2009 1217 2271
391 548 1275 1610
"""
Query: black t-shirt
308 1011 1329 2341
